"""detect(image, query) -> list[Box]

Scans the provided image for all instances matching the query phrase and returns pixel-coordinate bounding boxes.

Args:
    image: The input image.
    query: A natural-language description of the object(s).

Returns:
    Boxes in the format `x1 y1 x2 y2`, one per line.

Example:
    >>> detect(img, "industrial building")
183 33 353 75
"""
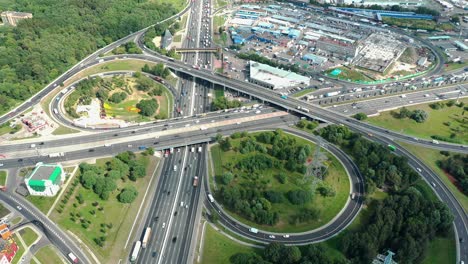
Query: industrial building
316 37 358 59
0 11 32 26
25 162 65 197
248 61 309 89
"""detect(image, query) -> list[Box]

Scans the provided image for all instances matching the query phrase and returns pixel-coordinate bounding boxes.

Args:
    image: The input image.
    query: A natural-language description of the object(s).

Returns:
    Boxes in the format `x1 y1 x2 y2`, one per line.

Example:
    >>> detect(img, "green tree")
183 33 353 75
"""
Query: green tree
118 186 138 203
353 112 367 120
221 172 234 185
136 99 159 116
81 171 97 189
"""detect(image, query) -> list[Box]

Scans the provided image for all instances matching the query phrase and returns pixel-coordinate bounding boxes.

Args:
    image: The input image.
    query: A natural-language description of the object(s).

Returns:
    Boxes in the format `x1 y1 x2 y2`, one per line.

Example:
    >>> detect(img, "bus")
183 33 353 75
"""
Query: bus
142 227 152 248
208 194 215 203
388 144 396 151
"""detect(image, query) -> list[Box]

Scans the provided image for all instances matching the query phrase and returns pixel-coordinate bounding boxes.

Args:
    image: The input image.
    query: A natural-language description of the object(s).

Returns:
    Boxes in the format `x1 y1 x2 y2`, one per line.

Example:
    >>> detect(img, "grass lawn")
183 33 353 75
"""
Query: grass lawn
325 67 373 82
11 217 22 225
0 203 10 218
201 224 262 264
292 88 315 98
173 34 182 42
368 98 468 144
211 131 350 233
400 142 468 212
0 171 6 186
19 227 38 246
34 245 65 264
11 234 25 264
422 230 456 264
0 124 13 136
50 155 158 263
445 61 468 72
214 0 227 8
26 196 57 214
51 125 80 135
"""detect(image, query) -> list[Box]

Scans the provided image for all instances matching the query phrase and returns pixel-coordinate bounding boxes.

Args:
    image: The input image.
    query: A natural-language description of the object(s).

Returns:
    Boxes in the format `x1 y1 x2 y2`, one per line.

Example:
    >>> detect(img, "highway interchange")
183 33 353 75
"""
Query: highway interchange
0 1 467 264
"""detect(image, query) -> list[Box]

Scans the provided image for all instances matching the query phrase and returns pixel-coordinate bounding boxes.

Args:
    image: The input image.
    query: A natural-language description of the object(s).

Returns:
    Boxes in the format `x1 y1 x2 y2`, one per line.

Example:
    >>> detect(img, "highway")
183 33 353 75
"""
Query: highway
0 192 90 264
203 127 365 245
137 0 215 262
327 84 467 116
0 2 465 263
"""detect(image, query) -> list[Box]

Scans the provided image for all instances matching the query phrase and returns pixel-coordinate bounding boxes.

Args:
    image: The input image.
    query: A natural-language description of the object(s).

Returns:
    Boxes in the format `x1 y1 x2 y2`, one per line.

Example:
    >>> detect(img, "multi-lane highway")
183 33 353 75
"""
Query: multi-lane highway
0 2 466 263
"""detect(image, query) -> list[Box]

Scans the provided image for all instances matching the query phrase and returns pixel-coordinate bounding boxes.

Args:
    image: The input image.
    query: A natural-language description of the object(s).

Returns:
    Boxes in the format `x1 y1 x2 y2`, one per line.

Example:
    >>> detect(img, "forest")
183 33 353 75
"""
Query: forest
437 153 468 195
0 0 179 115
231 243 349 264
318 125 454 263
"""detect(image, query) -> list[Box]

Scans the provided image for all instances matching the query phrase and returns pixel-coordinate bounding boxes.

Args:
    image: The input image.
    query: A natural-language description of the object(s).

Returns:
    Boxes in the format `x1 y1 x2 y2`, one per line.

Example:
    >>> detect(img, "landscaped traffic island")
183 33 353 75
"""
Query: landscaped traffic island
63 73 173 127
210 130 350 233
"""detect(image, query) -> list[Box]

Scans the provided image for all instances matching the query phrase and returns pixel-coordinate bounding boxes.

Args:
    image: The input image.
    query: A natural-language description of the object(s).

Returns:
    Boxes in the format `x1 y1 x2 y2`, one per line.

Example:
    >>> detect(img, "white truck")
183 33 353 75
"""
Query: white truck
68 252 79 263
48 152 65 158
130 241 141 262
249 228 258 234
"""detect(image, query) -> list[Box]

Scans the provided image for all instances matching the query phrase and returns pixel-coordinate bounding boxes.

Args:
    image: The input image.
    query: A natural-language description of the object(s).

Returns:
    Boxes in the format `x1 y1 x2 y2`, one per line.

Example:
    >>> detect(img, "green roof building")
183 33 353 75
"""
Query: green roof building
25 163 64 197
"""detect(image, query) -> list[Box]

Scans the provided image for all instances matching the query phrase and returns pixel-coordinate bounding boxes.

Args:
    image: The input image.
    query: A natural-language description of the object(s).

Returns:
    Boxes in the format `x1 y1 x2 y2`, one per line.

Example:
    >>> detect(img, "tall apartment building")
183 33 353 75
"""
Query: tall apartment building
1 11 32 26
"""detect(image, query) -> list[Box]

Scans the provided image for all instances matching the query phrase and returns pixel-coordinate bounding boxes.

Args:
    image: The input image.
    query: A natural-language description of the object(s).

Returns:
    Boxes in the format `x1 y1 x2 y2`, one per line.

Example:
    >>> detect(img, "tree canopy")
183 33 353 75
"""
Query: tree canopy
0 0 178 115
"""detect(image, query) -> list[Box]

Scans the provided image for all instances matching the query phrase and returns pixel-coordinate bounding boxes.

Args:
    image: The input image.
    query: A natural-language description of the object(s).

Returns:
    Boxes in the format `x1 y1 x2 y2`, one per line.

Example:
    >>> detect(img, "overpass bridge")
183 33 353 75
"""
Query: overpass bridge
174 47 221 53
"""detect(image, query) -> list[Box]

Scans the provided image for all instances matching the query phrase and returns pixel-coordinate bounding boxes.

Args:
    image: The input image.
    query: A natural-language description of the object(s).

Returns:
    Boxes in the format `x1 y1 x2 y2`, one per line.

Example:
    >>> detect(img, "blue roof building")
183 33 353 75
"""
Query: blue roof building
288 29 301 38
302 54 328 64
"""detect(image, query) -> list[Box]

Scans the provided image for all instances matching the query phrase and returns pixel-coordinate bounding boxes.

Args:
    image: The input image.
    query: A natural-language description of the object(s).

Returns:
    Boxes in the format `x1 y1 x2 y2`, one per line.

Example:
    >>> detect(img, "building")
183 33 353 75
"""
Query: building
454 41 467 51
372 250 398 264
249 61 309 89
302 53 328 65
161 29 173 50
316 37 358 59
1 11 32 26
25 163 65 197
438 42 457 52
417 57 427 66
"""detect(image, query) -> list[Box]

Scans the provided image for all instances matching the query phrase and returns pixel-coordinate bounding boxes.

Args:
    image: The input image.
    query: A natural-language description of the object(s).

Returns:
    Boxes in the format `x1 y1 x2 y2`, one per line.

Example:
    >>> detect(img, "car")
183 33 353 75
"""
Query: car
16 206 22 211
162 222 166 228
39 142 44 145
0 164 3 167
152 251 157 258
268 235 276 239
283 234 290 238
174 211 178 216
17 159 23 162
172 237 177 243
154 216 159 222
89 149 95 152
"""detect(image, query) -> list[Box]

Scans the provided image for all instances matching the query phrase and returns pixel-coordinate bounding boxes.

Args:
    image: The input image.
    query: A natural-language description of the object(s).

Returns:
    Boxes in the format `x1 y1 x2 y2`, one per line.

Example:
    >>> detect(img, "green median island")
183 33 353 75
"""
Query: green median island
50 150 158 263
368 98 468 144
64 69 173 123
210 130 350 233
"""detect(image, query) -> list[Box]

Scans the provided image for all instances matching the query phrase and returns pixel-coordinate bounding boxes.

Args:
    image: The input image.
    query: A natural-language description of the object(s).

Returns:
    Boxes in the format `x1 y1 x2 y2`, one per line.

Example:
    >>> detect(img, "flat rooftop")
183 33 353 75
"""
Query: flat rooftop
28 164 61 181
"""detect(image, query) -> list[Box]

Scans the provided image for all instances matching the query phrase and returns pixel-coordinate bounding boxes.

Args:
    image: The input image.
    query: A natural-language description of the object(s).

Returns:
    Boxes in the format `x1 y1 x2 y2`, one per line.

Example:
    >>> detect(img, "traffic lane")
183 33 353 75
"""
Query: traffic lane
0 114 298 167
138 156 172 262
172 148 204 264
138 152 181 263
163 150 198 262
0 107 278 151
155 148 189 264
0 192 90 264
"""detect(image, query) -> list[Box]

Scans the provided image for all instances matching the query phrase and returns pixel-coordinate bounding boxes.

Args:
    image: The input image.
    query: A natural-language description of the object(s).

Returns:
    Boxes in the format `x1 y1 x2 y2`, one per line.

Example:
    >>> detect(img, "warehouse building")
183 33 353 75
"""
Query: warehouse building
25 163 65 197
249 61 309 89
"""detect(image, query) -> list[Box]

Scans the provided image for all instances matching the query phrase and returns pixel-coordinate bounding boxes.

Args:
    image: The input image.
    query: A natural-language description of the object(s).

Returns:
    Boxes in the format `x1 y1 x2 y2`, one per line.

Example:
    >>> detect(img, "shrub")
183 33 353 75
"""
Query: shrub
287 189 313 205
